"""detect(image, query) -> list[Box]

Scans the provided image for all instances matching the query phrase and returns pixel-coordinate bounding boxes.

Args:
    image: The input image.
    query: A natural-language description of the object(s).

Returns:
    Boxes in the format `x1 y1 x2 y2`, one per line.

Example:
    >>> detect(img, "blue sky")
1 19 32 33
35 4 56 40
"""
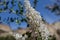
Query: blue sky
35 0 60 24
0 0 60 30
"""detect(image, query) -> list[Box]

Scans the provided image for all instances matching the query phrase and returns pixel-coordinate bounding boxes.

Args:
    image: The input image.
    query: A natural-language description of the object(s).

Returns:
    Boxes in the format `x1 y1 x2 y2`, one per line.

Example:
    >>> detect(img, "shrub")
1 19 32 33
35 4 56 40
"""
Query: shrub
0 35 16 40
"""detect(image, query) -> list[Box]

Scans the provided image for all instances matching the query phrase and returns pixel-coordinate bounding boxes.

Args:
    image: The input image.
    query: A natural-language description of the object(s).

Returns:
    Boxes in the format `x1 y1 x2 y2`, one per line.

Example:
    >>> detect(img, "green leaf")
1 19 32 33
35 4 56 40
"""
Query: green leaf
19 11 23 15
15 20 20 24
20 9 23 12
9 9 16 13
16 10 18 13
18 2 22 9
3 1 6 4
0 9 2 12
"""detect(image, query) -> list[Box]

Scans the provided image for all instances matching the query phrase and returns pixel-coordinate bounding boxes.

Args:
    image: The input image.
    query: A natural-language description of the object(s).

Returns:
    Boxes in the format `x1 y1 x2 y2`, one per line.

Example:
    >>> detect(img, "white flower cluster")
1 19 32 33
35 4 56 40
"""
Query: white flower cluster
13 33 22 40
39 24 50 40
24 0 50 40
13 32 28 40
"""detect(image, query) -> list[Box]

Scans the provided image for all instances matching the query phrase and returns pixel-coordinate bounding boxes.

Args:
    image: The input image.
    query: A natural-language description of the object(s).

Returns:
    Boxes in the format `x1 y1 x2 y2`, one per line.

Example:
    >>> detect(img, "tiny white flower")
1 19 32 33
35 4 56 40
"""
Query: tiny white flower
24 34 28 38
22 37 25 40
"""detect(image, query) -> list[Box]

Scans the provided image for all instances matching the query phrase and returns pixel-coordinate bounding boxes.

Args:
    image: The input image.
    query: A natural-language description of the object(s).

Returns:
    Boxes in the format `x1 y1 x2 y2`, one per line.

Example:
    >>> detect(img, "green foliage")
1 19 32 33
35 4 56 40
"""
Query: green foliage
0 33 55 40
48 35 56 40
25 32 32 40
37 32 42 40
0 35 16 40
